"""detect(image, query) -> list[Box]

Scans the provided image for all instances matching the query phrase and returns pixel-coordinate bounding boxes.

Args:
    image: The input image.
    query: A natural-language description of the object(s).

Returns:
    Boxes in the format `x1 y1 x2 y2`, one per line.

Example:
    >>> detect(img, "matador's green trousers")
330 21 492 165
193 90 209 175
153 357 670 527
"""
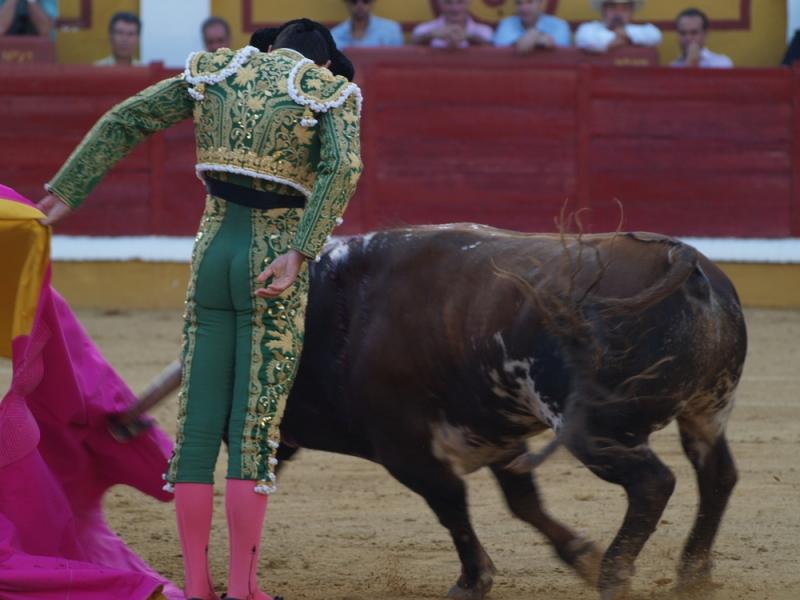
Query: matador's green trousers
164 196 309 494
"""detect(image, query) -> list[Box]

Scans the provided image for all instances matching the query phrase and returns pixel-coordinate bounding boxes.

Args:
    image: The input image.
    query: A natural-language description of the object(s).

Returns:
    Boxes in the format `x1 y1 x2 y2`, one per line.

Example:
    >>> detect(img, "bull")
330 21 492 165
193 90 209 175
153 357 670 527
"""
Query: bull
124 225 746 600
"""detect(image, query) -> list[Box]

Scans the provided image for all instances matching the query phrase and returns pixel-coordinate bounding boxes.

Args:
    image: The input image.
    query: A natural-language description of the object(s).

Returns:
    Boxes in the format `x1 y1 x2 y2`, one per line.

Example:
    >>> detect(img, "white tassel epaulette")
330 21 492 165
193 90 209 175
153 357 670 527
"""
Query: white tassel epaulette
287 58 363 128
184 46 259 101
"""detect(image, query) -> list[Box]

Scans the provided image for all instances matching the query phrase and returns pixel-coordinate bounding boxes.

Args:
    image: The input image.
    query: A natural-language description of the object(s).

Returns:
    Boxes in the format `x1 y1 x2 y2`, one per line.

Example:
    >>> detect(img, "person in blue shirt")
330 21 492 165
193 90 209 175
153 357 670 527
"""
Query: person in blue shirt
494 0 571 52
0 0 57 38
331 0 403 48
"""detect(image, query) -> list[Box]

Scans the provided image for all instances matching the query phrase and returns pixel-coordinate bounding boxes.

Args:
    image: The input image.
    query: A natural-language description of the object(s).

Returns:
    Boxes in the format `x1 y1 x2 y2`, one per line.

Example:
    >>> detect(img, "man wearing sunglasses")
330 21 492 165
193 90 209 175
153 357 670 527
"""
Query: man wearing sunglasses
331 0 403 48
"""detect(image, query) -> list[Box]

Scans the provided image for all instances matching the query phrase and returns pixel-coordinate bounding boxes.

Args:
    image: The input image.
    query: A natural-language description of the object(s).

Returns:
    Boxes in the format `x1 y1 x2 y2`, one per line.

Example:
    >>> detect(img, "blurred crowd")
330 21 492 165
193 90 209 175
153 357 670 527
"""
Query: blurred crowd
5 0 800 69
325 0 778 68
0 0 56 38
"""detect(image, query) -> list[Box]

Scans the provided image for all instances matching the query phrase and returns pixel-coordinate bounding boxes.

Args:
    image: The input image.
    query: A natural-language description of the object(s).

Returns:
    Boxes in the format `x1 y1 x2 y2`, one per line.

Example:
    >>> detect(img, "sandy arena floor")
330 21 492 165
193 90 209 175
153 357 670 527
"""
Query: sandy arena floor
1 308 798 600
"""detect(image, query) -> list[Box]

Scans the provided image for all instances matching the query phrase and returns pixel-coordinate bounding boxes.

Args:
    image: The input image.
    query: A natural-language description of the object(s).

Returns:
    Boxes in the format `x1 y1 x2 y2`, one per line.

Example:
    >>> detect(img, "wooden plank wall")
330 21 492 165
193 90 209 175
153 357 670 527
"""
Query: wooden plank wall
0 48 797 237
586 67 795 236
0 65 199 236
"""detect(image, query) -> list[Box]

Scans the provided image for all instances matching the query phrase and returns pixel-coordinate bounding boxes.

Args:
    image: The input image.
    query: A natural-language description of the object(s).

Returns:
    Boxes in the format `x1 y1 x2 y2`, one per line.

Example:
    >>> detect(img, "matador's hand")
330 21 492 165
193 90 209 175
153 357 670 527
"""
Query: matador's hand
256 249 306 298
37 193 73 226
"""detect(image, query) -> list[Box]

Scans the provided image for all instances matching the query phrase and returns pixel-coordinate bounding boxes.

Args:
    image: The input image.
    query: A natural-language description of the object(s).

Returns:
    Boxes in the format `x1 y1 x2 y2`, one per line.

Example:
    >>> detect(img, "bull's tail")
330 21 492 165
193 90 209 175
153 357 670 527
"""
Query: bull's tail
503 368 632 475
505 433 563 474
501 240 704 475
597 241 701 315
502 370 599 475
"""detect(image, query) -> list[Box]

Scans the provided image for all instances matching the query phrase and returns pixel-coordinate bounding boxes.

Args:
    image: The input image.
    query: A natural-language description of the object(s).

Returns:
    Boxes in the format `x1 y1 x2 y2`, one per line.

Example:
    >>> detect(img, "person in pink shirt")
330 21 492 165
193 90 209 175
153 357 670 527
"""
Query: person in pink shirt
410 0 493 48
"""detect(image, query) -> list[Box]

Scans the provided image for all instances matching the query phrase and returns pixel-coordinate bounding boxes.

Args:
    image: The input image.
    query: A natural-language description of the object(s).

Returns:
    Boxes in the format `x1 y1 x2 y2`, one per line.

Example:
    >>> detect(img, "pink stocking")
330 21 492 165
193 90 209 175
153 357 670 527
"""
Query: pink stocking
174 483 215 599
225 479 270 600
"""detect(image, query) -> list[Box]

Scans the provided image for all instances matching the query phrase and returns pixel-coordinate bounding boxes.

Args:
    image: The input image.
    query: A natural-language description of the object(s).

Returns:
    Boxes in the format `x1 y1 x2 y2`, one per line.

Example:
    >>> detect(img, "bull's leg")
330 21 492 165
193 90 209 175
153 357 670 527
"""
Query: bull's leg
383 459 495 600
489 462 603 587
675 417 738 591
568 437 676 600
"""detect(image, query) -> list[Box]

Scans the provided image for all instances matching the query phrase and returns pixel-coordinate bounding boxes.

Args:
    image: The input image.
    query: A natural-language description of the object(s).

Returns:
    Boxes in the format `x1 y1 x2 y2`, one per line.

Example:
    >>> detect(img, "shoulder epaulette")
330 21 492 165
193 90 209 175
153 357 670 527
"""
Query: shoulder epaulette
288 60 363 127
183 46 260 101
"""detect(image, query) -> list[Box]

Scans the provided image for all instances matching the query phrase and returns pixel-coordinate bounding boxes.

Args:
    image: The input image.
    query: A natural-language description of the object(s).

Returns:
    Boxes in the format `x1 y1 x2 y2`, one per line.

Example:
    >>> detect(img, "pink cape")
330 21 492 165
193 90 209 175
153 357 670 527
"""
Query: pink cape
0 185 182 599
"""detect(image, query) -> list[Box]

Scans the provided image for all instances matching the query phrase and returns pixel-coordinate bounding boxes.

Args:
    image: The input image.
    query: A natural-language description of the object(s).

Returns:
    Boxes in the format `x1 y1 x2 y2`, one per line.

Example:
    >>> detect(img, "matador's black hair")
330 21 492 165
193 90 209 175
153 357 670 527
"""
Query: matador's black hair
249 18 355 81
273 21 330 66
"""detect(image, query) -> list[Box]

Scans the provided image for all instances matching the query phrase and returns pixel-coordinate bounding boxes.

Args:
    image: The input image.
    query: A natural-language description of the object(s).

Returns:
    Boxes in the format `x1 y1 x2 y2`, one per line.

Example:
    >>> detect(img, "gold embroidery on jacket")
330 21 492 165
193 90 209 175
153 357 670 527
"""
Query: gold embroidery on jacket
191 51 317 195
46 76 194 208
289 92 363 258
46 46 362 264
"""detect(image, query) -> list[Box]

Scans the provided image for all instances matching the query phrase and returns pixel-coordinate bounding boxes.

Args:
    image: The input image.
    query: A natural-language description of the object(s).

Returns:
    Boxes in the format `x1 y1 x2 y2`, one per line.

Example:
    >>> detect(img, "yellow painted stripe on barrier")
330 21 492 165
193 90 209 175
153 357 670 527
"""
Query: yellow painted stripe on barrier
717 263 800 309
52 260 800 310
52 262 190 310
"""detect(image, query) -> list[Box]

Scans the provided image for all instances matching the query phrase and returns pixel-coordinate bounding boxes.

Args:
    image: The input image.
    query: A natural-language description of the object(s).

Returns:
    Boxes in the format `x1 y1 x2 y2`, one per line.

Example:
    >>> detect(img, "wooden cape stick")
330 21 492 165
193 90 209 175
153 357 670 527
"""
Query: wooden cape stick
107 359 182 442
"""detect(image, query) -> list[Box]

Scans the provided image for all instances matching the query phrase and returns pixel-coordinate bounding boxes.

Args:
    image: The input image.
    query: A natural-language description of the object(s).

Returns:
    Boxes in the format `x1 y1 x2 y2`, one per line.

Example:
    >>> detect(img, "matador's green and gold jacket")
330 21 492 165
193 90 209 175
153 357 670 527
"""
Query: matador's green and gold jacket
46 47 363 259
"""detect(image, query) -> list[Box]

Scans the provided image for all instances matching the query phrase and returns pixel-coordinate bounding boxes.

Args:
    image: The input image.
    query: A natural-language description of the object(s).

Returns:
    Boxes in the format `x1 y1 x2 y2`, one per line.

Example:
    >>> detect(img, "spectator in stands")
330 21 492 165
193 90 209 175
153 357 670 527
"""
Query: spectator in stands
494 0 571 52
95 11 141 66
783 29 800 66
201 16 231 52
671 8 732 68
331 0 403 48
410 0 493 48
0 0 57 38
575 0 661 53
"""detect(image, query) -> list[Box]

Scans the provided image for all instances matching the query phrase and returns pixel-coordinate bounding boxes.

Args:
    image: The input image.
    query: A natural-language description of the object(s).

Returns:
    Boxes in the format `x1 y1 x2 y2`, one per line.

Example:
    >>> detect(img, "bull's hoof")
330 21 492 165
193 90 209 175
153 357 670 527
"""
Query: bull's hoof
447 573 494 600
599 578 631 600
447 582 490 600
598 564 633 600
675 558 714 595
568 538 603 587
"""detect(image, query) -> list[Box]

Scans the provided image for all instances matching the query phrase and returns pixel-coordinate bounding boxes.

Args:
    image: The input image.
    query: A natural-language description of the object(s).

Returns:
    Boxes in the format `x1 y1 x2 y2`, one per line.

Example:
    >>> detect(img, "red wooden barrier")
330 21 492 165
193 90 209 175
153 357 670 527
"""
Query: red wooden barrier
0 47 797 237
0 37 55 65
0 64 200 235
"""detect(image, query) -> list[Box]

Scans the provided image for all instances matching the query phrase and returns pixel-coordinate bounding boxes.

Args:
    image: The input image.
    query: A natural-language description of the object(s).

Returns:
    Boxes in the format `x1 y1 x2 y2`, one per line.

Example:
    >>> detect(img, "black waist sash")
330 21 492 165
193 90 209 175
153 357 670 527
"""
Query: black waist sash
204 176 305 210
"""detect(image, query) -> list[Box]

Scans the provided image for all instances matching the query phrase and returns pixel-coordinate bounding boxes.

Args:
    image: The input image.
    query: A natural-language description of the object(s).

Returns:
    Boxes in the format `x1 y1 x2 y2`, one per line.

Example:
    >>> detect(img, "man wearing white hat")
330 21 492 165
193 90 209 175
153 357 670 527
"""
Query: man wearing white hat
575 0 661 53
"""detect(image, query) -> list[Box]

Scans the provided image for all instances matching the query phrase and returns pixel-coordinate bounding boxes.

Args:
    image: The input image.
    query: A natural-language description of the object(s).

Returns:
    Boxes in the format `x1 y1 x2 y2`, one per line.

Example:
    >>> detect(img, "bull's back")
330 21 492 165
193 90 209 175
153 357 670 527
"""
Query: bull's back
571 233 746 432
381 229 743 422
287 226 746 456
